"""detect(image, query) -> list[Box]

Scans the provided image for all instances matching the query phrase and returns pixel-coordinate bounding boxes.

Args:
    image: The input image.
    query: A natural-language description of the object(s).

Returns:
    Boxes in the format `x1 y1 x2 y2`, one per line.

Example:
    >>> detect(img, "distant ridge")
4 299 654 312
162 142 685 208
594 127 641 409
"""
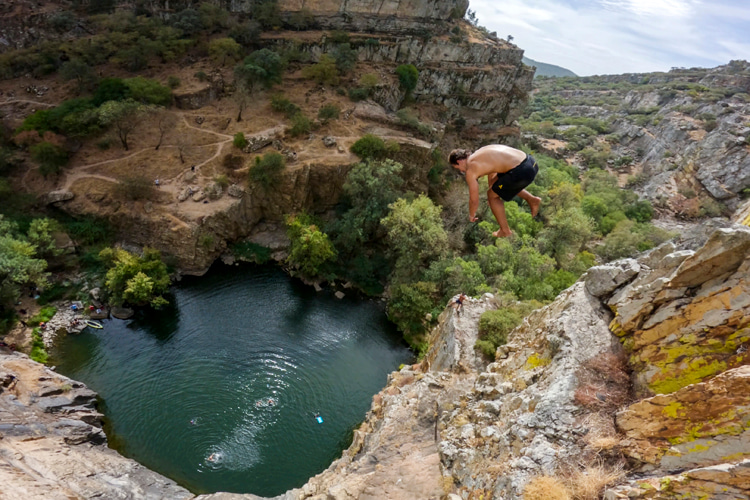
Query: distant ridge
523 57 577 78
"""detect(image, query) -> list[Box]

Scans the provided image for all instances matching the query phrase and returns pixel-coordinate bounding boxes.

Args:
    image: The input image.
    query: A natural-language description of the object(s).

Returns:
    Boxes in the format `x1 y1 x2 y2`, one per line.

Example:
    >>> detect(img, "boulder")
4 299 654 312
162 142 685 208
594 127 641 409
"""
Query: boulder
41 190 74 205
227 184 244 198
111 307 134 320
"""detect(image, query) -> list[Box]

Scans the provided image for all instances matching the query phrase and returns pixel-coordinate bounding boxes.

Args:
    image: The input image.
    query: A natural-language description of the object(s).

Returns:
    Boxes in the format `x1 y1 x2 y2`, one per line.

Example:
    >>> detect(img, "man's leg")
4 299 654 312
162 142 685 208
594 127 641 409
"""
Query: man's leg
488 189 512 237
517 189 541 217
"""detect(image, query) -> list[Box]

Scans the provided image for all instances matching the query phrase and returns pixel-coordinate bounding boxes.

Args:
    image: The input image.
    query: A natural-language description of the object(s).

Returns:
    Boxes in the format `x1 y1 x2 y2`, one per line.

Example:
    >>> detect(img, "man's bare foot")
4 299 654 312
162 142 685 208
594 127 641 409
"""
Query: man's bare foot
493 229 513 238
529 196 541 217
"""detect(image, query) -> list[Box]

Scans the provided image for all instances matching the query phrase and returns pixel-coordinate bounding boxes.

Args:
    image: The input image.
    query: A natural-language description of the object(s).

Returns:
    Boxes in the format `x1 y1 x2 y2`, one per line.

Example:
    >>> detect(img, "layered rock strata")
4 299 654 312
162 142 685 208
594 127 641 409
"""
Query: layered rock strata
0 351 192 500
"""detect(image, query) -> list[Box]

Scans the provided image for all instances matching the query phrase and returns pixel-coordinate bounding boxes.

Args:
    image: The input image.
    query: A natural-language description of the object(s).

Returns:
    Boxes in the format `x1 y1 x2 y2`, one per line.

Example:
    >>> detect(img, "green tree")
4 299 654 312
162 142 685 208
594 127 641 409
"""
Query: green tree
31 142 69 177
99 247 169 308
426 256 489 301
92 77 130 106
387 281 438 347
396 64 419 95
98 99 149 150
476 308 522 358
209 37 242 66
249 152 285 188
332 43 356 74
288 113 311 137
285 214 337 278
0 216 48 308
381 195 449 283
234 48 284 91
26 218 62 260
124 77 172 106
60 58 96 94
331 159 405 253
301 54 339 85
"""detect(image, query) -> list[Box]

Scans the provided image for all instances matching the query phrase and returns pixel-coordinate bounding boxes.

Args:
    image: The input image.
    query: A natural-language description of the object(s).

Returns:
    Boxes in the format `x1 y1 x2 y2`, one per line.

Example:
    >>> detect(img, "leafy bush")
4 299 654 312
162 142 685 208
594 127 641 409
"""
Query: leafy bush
350 134 387 159
285 213 337 278
270 94 301 118
167 76 181 89
99 247 170 308
387 281 438 345
124 76 172 106
348 87 370 102
476 308 522 358
288 113 311 137
301 54 339 85
31 142 69 176
318 103 340 123
249 152 285 188
233 132 248 149
395 64 419 94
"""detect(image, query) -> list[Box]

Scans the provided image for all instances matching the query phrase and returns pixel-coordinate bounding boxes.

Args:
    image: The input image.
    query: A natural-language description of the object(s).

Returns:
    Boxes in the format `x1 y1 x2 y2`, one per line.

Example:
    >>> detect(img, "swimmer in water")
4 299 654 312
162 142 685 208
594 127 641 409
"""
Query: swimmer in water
207 452 219 462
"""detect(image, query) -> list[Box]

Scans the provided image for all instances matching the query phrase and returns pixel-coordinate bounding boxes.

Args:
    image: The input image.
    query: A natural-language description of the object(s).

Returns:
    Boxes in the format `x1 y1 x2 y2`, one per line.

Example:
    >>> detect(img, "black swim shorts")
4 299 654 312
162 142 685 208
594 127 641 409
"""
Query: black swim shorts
490 155 539 202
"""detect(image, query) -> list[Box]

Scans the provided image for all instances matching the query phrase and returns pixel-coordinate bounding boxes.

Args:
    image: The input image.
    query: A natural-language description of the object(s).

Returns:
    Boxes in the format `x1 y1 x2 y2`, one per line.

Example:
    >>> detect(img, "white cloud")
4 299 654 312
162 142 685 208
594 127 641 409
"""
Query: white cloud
468 0 746 75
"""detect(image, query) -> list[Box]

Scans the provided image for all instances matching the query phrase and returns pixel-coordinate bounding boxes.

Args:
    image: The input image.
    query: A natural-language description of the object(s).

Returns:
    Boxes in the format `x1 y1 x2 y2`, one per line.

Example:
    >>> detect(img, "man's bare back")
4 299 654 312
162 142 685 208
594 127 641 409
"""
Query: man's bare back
464 145 528 180
449 145 541 238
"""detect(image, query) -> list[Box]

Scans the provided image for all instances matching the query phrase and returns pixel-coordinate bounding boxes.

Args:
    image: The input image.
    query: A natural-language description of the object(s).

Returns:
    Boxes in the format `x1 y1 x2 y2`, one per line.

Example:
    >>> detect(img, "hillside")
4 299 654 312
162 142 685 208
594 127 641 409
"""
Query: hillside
523 56 577 78
522 61 750 218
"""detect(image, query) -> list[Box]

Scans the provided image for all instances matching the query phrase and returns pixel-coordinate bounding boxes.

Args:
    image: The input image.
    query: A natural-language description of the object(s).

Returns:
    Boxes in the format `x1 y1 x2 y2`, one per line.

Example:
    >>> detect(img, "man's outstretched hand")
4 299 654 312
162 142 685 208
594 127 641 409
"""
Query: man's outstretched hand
469 215 479 222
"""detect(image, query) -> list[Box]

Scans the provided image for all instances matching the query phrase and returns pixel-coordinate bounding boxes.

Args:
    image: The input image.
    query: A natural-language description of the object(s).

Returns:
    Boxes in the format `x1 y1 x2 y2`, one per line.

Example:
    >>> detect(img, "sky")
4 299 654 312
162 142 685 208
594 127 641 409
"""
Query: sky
467 0 750 76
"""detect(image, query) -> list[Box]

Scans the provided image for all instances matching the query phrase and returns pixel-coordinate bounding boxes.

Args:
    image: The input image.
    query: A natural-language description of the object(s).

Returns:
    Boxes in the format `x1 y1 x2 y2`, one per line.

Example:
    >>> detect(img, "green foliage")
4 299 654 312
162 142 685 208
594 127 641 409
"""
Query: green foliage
395 64 419 94
425 257 489 301
387 281 438 344
27 218 62 260
249 152 285 188
288 113 312 137
350 134 388 159
381 195 449 283
596 220 672 261
329 30 350 43
209 37 242 66
167 76 181 89
233 132 248 149
99 247 170 308
60 58 96 93
347 87 370 102
231 241 271 263
332 43 357 74
396 108 433 138
235 48 284 90
476 308 521 357
318 103 340 123
31 142 69 176
228 20 262 47
124 76 172 106
285 213 337 278
93 77 130 106
97 99 149 150
0 216 48 308
330 159 406 254
270 94 301 118
301 54 339 85
61 215 115 247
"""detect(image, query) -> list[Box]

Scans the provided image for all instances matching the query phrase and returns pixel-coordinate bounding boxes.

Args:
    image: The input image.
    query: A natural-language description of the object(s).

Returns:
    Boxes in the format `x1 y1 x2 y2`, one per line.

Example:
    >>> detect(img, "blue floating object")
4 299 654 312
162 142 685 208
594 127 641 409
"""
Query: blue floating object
316 415 324 424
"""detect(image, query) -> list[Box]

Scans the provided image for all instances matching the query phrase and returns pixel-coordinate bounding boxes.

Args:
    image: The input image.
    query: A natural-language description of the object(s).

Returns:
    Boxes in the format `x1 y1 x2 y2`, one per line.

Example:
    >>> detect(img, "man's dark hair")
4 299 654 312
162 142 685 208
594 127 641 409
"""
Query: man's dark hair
448 149 471 166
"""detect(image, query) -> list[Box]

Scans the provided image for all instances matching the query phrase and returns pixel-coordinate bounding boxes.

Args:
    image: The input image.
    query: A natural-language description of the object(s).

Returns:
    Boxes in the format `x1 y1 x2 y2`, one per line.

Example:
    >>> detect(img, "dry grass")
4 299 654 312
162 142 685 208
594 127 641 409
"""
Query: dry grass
574 353 631 412
564 464 625 500
523 476 571 500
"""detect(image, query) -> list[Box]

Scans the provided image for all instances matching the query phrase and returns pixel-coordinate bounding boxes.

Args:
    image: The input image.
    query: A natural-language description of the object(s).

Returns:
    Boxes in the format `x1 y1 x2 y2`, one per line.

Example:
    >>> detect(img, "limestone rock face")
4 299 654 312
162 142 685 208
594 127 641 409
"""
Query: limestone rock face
608 225 750 396
0 352 192 500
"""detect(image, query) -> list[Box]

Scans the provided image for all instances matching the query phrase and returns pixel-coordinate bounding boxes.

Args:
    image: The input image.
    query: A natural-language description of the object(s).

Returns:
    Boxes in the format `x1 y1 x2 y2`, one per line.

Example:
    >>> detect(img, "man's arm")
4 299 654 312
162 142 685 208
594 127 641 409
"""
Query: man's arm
467 174 480 221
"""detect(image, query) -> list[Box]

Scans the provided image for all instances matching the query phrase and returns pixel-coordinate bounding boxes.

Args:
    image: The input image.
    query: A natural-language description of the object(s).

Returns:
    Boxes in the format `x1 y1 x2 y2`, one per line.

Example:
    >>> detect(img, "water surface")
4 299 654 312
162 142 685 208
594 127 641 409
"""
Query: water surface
51 264 412 496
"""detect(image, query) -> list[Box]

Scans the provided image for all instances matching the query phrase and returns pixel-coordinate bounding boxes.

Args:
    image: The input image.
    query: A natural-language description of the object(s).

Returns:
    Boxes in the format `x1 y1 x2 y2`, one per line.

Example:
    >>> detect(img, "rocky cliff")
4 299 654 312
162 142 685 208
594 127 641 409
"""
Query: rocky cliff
5 219 746 499
525 61 750 214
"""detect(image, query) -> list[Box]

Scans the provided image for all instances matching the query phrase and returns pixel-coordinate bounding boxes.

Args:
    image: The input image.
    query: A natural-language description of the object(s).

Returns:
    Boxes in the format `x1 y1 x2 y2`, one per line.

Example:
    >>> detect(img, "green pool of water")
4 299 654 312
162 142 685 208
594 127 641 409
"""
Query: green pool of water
51 263 412 496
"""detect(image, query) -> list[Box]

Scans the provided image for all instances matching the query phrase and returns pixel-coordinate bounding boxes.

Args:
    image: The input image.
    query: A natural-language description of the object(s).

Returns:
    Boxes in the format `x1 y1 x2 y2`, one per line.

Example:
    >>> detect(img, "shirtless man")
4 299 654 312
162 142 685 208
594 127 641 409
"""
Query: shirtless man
449 145 541 237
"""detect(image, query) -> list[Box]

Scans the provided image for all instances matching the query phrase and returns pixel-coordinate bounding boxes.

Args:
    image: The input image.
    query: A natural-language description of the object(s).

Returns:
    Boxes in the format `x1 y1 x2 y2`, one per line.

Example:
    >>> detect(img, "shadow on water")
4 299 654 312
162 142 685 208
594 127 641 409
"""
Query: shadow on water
51 262 413 497
124 298 179 343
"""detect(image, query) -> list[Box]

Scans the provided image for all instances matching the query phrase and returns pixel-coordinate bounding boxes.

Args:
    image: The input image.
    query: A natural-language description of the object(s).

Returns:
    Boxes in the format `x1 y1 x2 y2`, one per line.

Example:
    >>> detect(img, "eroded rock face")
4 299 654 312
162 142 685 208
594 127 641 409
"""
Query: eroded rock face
0 351 192 500
607 226 750 396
